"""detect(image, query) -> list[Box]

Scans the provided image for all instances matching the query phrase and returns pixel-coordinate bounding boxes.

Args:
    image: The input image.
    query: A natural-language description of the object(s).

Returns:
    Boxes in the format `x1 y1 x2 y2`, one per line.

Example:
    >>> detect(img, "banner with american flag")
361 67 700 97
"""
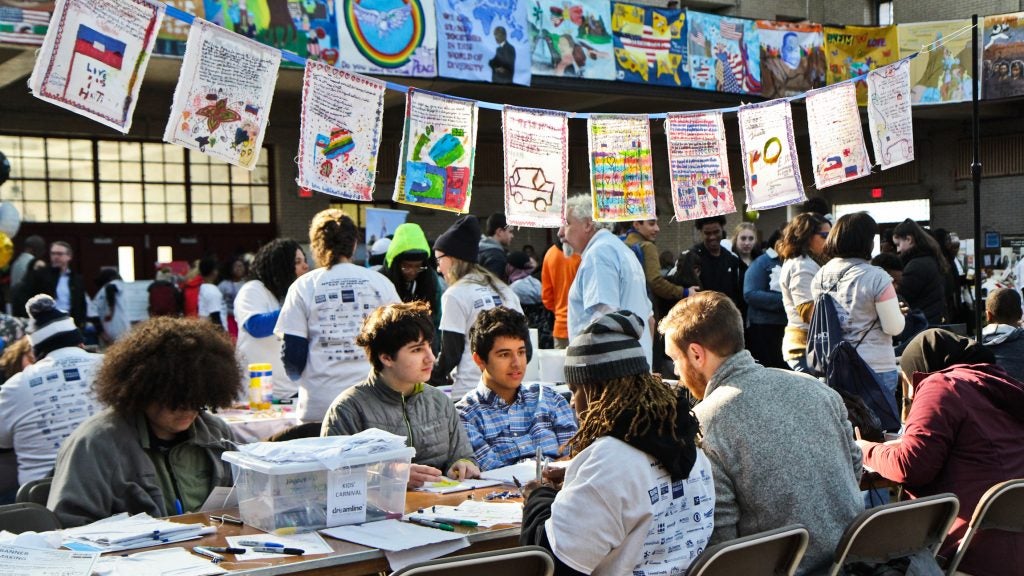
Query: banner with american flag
686 9 760 94
28 0 163 132
610 2 689 87
0 6 51 45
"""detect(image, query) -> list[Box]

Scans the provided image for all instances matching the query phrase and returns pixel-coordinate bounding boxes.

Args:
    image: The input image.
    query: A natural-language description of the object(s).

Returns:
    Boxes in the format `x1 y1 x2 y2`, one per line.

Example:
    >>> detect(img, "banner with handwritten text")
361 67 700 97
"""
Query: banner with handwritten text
29 0 164 133
610 2 688 87
738 99 805 210
587 114 655 222
665 111 736 222
805 82 871 189
528 0 614 81
867 59 914 169
502 106 568 227
394 89 478 213
297 62 385 201
164 19 280 169
824 24 898 105
899 20 972 104
686 10 760 94
336 0 437 78
757 20 824 98
435 0 530 85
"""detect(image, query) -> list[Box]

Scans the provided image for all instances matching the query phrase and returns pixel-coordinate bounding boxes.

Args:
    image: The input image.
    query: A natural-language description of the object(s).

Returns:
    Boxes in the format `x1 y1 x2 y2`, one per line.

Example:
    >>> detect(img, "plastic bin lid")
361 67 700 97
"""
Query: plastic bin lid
222 446 416 474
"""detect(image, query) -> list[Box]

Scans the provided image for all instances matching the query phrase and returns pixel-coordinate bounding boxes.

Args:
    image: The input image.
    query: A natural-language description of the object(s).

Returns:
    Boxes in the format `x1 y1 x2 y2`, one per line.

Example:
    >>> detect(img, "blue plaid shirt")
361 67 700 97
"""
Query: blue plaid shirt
456 381 578 471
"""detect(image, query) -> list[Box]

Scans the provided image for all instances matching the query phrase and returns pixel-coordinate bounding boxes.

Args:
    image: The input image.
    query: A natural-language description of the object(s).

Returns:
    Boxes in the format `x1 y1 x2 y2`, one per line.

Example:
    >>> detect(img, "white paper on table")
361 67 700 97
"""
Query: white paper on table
385 538 470 572
225 532 333 560
92 547 227 576
61 513 216 552
0 544 97 576
199 486 237 512
478 460 539 484
320 519 467 551
412 500 523 528
413 478 502 494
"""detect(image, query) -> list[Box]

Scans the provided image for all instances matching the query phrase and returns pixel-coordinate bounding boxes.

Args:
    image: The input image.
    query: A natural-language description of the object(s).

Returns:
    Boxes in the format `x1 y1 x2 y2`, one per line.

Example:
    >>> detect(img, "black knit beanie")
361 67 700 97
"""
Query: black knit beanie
27 294 83 359
434 215 481 262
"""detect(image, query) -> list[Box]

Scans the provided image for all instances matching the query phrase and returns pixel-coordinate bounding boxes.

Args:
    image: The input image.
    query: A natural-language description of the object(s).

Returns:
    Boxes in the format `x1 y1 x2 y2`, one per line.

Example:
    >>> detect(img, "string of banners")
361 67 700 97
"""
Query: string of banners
28 0 957 225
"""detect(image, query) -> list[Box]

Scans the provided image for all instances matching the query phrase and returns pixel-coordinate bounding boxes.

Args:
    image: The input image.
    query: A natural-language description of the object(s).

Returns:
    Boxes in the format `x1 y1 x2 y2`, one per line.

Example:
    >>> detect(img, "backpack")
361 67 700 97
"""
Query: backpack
148 280 182 317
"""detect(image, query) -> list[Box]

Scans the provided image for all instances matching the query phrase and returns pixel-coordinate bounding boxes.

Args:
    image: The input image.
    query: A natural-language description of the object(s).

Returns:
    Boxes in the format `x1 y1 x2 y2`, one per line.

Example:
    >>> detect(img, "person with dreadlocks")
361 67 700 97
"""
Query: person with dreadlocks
660 291 862 575
520 310 714 576
235 239 309 400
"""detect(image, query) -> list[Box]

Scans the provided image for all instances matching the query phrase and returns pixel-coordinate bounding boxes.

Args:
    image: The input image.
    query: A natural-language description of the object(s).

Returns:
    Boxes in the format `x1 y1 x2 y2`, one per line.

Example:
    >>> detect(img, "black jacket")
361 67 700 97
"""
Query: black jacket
899 249 948 325
18 266 88 326
675 243 744 311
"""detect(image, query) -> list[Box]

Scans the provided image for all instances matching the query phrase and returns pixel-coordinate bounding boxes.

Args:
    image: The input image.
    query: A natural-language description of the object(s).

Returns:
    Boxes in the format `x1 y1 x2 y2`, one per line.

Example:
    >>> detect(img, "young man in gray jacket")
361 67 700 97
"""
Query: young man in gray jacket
659 291 863 575
322 301 479 487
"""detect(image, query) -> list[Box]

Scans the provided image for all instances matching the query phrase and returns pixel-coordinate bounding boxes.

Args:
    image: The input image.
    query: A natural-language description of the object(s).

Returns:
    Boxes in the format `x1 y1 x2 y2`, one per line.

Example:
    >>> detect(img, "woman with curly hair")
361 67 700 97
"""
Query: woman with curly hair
520 311 714 576
776 212 831 372
235 239 308 400
47 317 242 528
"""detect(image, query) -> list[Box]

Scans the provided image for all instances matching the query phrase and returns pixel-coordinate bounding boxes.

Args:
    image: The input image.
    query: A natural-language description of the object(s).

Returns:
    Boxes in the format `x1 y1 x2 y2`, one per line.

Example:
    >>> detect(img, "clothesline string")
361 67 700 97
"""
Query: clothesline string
158 4 980 118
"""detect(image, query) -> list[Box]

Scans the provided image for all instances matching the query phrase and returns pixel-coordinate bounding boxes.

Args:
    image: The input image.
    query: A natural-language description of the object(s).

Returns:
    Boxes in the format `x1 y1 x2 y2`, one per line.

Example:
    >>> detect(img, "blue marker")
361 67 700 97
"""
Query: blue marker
238 540 283 548
174 499 183 515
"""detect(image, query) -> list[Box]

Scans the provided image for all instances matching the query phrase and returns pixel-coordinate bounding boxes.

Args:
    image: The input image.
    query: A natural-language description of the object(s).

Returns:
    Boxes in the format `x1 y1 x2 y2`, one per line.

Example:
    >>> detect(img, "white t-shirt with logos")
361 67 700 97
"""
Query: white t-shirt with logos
199 283 227 329
275 263 400 421
234 279 295 400
439 273 521 399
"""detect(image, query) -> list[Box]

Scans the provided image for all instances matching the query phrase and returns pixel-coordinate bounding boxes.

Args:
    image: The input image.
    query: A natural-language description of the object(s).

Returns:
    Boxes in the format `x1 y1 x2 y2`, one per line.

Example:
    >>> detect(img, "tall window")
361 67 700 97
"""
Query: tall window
877 1 893 25
0 134 272 224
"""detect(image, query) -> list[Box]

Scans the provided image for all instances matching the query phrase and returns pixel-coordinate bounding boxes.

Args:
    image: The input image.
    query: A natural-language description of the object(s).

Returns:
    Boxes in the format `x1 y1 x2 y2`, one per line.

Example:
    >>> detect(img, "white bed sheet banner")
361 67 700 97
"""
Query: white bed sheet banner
501 106 569 228
737 98 806 210
297 61 386 201
867 59 915 170
665 111 737 222
805 82 872 189
29 0 164 133
164 19 280 170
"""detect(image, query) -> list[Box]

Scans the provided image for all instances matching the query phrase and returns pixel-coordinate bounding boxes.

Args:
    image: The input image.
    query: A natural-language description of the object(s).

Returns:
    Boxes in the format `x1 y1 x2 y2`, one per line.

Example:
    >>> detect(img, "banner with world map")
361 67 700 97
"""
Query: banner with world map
435 0 530 85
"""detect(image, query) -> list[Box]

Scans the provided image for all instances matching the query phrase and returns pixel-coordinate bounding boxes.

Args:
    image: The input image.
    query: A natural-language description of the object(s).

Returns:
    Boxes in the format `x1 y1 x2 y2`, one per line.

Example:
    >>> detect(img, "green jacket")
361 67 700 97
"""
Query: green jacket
49 409 235 527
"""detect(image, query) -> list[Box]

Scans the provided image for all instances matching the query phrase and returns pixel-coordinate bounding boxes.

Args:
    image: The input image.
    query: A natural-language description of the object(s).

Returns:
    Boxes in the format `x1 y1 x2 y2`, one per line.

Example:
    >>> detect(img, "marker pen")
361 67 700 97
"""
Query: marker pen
193 546 223 563
238 540 283 547
252 546 305 555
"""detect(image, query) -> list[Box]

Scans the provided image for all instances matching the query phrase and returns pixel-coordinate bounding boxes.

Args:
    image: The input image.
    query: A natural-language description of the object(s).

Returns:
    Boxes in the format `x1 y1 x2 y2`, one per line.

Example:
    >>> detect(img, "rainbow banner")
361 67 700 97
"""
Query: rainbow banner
587 114 655 222
337 0 436 77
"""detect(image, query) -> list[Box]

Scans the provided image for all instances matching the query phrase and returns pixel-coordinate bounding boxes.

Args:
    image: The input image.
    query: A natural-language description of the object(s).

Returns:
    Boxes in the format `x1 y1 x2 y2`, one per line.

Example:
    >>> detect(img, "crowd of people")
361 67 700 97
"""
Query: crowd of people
0 197 1022 575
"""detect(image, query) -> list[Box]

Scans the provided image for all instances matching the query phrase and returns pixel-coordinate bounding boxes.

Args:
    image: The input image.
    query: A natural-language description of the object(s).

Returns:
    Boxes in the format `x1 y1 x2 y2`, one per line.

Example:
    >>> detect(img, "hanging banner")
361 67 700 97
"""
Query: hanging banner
805 83 872 189
0 3 51 45
867 59 914 170
157 0 201 50
297 61 385 201
199 0 340 66
502 105 568 228
393 89 478 213
898 20 972 104
665 111 736 222
435 0 530 85
738 99 805 210
824 24 898 105
528 0 614 80
29 0 163 133
587 114 655 222
757 20 824 99
981 12 1024 100
610 2 688 87
336 0 436 78
164 19 280 169
686 10 760 94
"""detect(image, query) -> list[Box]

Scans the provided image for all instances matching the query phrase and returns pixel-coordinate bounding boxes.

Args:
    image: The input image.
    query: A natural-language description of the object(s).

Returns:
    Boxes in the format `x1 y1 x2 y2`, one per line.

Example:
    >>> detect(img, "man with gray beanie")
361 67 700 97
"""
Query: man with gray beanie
0 294 103 487
521 310 714 576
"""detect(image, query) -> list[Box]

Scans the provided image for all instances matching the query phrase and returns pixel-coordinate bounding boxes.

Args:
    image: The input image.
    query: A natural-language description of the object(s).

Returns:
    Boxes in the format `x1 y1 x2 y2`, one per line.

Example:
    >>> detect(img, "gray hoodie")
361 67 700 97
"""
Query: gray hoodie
982 324 1024 382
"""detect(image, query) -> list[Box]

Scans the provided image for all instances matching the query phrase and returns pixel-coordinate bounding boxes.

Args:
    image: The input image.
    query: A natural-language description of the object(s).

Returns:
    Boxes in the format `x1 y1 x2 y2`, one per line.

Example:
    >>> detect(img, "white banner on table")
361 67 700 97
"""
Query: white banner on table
665 111 737 222
805 82 872 189
737 99 805 210
502 106 569 228
867 59 915 170
0 544 98 576
29 0 164 133
164 19 280 170
297 62 386 201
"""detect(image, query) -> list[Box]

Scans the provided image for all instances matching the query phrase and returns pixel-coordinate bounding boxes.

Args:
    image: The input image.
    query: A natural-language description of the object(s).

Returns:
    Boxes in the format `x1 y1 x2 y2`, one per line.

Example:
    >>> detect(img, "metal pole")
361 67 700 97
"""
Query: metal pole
972 14 983 341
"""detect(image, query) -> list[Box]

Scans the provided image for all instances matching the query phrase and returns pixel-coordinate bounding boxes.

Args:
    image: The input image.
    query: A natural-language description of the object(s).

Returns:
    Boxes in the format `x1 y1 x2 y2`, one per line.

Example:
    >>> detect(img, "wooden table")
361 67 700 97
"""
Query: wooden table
119 487 521 575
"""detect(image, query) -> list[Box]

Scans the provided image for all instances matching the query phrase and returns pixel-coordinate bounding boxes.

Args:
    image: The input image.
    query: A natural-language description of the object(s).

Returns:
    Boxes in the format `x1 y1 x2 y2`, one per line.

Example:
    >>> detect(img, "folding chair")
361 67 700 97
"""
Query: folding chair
828 492 959 576
686 525 809 576
0 502 61 533
945 478 1024 575
390 545 554 576
15 477 52 506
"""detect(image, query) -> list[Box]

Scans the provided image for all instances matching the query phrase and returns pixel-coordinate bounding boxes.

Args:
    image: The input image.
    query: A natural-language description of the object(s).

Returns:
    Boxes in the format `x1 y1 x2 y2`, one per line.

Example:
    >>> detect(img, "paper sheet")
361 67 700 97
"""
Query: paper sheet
587 114 656 222
805 82 872 189
321 519 467 551
92 547 226 576
61 513 216 553
867 59 915 170
737 98 806 210
199 486 237 513
385 539 470 572
412 500 523 528
665 111 737 222
413 478 502 494
501 105 569 228
225 532 333 560
478 460 539 485
0 544 97 576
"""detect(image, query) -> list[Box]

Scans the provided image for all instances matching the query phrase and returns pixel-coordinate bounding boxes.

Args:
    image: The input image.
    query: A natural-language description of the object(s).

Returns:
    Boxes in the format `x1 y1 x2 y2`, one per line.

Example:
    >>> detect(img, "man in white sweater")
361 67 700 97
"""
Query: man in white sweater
659 291 863 575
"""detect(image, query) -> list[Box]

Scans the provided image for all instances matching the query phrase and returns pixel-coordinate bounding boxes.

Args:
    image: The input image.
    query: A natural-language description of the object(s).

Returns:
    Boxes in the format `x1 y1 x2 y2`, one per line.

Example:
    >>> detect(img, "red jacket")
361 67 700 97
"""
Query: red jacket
862 364 1024 576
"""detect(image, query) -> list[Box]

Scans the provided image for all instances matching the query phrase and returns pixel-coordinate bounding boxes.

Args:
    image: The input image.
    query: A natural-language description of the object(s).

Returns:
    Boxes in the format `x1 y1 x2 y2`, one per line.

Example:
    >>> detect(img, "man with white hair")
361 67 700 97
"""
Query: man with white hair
559 195 653 365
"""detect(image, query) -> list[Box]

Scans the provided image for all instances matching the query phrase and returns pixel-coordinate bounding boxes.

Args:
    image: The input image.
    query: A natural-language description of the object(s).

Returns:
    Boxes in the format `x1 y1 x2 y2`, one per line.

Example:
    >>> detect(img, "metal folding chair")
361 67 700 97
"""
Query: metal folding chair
0 502 61 533
390 545 554 576
686 525 809 576
945 478 1024 575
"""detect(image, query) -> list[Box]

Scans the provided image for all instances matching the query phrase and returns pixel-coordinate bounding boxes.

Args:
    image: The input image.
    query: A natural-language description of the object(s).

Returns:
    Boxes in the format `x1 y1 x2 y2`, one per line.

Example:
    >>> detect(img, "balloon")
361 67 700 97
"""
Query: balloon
0 232 13 269
0 202 20 239
0 151 9 186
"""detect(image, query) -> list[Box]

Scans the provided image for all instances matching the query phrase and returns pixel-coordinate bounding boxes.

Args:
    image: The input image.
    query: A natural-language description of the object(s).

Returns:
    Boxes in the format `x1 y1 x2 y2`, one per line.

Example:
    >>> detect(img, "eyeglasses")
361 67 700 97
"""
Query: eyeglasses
400 264 429 274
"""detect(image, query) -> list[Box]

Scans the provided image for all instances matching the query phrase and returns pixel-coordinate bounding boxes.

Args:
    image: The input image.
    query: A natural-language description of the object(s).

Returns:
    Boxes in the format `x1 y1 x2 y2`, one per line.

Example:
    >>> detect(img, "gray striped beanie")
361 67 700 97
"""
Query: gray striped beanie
564 310 649 384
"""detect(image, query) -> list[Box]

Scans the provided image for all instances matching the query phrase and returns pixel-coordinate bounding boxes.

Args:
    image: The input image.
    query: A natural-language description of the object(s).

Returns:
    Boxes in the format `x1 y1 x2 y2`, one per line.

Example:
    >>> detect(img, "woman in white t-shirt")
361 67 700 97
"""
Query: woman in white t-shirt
197 258 227 330
235 239 308 400
93 268 130 343
429 215 522 399
777 212 831 372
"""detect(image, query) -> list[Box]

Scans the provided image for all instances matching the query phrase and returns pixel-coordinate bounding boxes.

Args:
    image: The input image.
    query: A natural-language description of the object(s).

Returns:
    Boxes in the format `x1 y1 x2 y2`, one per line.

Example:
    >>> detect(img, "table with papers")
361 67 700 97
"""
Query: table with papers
215 407 303 443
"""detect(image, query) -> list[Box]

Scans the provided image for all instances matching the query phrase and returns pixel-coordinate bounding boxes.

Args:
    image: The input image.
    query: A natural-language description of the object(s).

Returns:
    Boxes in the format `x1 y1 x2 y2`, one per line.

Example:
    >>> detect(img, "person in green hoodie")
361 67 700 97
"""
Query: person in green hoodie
382 223 444 338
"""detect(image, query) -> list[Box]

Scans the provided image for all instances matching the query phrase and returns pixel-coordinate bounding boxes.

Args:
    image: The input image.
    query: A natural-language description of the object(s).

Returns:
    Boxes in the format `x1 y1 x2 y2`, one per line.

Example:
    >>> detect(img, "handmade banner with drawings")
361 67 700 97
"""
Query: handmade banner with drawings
435 0 530 85
665 111 736 222
337 0 437 78
738 99 805 210
528 0 615 81
164 18 280 169
610 2 689 87
981 12 1024 100
867 59 915 170
757 20 824 99
824 24 898 106
501 105 568 227
805 82 872 189
297 61 385 201
686 10 760 95
393 88 478 213
29 0 164 133
587 114 655 222
898 19 973 104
